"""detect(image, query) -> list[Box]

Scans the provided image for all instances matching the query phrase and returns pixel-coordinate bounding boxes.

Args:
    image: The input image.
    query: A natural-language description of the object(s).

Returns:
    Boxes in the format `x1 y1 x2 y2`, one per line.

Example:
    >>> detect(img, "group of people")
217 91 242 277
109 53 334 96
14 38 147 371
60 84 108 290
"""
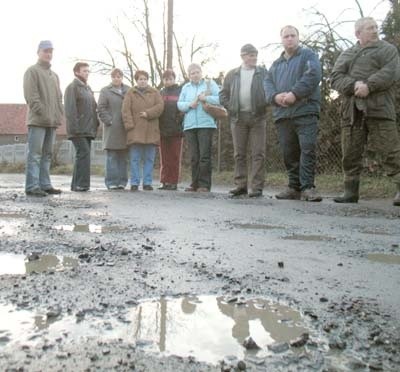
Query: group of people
23 17 400 206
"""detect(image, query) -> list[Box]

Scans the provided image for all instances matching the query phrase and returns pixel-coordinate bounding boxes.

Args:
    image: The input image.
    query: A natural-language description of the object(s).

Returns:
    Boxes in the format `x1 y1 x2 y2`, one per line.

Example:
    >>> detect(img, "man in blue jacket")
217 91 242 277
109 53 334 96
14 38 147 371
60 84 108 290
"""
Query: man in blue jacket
265 25 322 201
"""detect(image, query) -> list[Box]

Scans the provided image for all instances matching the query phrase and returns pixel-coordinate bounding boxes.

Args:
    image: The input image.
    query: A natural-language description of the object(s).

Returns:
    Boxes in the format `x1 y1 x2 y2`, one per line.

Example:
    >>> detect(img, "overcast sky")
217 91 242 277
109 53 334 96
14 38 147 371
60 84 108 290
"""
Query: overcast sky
0 0 390 103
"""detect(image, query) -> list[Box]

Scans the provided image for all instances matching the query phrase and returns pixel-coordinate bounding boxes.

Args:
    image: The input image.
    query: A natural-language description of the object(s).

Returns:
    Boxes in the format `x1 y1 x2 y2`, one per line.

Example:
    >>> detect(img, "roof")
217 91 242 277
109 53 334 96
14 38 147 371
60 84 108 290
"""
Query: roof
0 104 67 135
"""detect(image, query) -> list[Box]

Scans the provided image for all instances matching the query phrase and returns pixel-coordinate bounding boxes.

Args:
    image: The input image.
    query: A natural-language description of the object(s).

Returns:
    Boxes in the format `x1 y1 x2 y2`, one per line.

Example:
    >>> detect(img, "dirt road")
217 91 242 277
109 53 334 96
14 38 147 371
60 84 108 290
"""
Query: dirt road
0 174 399 371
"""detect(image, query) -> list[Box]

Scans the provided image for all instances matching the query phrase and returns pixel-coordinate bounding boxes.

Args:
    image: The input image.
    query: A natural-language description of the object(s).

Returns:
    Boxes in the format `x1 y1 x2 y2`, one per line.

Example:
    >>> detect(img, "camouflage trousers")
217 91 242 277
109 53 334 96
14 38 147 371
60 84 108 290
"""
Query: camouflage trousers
341 117 400 184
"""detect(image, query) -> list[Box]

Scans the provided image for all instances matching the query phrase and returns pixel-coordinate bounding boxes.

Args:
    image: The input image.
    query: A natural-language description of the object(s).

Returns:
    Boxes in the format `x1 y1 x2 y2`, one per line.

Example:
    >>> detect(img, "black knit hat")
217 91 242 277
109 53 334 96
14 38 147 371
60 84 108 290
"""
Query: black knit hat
240 43 258 56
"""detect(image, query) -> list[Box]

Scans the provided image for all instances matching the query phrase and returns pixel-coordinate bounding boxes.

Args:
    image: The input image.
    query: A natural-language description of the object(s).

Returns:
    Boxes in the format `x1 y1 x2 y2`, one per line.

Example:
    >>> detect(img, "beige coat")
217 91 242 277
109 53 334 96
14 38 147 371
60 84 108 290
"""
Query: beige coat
122 86 164 146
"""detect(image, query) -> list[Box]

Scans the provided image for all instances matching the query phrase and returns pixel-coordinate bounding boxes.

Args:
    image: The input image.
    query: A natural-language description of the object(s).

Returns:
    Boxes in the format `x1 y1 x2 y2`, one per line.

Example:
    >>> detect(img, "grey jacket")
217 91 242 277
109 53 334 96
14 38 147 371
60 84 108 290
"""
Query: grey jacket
64 78 99 139
219 66 267 119
23 61 64 127
98 83 130 150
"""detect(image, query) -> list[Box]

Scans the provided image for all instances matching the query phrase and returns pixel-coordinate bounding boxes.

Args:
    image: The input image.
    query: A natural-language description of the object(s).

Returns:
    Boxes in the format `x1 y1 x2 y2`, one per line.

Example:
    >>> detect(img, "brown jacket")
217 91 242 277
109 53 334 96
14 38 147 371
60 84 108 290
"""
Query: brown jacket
122 86 164 146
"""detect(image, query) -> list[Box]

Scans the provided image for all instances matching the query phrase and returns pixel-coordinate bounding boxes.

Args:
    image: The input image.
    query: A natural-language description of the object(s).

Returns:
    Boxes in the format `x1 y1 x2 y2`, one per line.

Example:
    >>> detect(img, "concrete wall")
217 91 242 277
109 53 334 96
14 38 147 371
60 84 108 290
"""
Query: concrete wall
0 140 106 166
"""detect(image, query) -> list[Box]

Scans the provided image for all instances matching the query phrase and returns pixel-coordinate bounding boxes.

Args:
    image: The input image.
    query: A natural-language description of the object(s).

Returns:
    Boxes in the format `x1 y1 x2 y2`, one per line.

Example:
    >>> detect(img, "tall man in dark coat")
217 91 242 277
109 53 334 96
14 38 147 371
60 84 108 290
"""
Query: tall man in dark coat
331 17 400 206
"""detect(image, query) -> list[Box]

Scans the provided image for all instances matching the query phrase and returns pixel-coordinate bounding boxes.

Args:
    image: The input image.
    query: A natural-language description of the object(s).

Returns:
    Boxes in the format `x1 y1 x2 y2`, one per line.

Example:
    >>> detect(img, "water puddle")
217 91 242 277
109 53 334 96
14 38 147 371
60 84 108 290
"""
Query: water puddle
0 253 78 275
282 234 334 242
233 223 285 230
367 253 400 265
0 296 310 364
54 224 126 234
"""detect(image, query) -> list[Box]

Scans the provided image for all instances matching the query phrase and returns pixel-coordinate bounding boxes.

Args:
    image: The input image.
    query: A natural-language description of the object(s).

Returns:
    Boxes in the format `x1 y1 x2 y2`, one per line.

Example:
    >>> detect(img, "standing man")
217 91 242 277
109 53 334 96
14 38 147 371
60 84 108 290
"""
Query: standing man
23 40 63 196
220 44 267 198
331 17 400 206
64 62 99 192
264 26 322 202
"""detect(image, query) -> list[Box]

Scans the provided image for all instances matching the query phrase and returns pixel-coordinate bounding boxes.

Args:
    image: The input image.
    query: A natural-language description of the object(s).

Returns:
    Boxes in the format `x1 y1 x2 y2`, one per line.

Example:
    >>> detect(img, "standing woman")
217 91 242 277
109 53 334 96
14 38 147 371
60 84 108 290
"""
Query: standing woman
122 70 164 191
177 63 220 192
98 68 130 190
158 69 183 190
64 62 99 192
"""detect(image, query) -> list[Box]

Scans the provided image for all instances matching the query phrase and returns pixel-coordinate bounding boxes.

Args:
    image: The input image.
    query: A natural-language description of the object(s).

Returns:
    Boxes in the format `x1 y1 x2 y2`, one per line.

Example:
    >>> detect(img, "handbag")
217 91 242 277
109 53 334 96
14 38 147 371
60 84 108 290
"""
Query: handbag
202 79 228 120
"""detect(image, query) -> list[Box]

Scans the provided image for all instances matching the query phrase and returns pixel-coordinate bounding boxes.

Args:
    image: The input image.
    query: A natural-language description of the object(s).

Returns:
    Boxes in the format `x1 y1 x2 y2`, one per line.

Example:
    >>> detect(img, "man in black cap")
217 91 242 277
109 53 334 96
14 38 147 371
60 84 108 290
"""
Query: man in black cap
23 40 63 196
220 43 267 197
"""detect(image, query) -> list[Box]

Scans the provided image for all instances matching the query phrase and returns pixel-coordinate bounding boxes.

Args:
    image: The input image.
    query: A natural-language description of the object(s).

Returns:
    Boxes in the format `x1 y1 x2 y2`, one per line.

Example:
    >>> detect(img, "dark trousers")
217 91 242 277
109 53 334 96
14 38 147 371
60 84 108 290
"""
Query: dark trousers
341 117 400 184
159 136 183 185
185 128 214 190
71 137 91 190
276 115 318 191
231 113 266 191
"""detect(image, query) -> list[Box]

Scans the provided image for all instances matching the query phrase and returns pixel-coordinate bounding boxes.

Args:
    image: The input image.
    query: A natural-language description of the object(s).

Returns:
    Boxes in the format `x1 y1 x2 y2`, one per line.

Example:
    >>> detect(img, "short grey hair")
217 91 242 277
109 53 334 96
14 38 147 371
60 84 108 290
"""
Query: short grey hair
280 25 299 36
355 17 376 32
187 63 202 74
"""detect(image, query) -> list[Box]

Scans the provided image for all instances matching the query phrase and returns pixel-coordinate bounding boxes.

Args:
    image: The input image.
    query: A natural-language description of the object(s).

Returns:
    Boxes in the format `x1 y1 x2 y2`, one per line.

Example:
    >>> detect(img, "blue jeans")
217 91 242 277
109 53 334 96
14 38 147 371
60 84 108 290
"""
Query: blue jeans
105 150 128 188
129 144 156 186
25 126 56 192
276 115 318 191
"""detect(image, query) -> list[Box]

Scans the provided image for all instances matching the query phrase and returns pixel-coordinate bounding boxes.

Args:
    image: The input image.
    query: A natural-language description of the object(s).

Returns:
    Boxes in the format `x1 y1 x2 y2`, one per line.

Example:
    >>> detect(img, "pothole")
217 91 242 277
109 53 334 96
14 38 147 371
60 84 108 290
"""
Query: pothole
0 253 78 275
0 296 311 364
233 223 285 230
282 234 334 242
53 224 127 233
367 253 400 265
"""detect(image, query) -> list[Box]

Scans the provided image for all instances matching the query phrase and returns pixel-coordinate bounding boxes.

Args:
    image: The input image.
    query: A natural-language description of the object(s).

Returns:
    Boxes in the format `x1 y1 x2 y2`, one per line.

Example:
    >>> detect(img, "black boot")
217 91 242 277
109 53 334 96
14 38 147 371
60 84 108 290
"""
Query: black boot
334 180 359 203
393 184 400 206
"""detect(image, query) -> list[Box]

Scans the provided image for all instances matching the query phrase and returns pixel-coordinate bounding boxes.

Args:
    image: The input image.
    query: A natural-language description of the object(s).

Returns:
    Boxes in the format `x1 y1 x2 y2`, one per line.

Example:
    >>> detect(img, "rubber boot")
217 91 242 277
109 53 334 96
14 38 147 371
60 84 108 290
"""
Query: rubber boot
393 184 400 207
334 180 360 203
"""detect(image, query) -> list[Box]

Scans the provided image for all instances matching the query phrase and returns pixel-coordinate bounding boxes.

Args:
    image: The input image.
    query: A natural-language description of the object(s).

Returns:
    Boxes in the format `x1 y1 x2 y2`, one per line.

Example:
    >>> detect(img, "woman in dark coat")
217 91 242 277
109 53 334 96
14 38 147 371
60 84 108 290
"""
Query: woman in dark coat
158 69 183 190
64 62 99 192
98 68 130 190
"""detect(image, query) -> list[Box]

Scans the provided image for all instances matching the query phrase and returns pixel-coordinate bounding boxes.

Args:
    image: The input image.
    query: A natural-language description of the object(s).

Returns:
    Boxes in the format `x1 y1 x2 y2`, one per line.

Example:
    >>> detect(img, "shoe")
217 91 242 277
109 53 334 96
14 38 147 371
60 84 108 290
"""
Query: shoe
117 185 125 190
158 183 167 190
197 187 209 192
108 185 119 190
26 188 47 197
301 188 322 202
130 185 139 191
185 186 197 192
164 184 177 191
393 184 400 206
143 185 153 191
73 186 89 192
43 187 62 195
248 189 262 198
229 187 247 196
334 180 359 203
275 187 301 200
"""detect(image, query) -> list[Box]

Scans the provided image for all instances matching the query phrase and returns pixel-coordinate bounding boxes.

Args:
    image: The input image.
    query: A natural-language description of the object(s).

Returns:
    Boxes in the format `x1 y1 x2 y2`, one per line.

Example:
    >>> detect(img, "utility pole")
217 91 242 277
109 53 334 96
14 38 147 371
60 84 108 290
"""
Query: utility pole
166 0 173 68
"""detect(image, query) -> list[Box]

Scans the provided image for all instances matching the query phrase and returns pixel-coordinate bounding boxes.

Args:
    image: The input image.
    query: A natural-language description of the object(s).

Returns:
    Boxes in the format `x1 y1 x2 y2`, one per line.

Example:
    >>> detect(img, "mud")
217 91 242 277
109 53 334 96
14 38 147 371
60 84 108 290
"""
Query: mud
0 174 399 371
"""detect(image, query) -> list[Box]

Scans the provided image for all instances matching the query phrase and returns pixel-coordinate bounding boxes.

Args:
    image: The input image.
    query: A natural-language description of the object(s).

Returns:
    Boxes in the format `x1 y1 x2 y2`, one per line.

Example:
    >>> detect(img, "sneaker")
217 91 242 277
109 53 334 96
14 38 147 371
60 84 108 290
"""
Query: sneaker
158 183 167 190
130 185 139 192
43 187 62 195
26 188 47 197
229 187 247 196
275 187 301 200
197 187 209 192
248 189 263 198
117 185 126 190
185 186 197 192
73 186 89 192
108 185 119 190
301 188 322 202
143 185 153 191
164 184 177 191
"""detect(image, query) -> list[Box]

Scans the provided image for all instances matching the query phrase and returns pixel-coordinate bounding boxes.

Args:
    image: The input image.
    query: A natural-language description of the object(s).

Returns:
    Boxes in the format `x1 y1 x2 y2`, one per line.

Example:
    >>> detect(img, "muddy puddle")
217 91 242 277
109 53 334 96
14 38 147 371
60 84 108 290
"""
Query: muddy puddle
367 253 400 265
0 296 310 364
54 224 126 234
0 212 28 235
0 253 78 275
282 234 334 242
233 223 285 230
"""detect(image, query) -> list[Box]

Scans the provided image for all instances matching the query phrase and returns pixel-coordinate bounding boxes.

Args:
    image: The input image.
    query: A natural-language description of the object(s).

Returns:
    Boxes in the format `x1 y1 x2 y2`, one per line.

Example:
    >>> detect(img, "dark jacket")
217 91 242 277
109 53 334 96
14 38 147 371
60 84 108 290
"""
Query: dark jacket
98 83 130 150
159 84 183 137
23 61 64 128
219 66 267 119
64 78 99 139
331 40 400 122
264 47 321 122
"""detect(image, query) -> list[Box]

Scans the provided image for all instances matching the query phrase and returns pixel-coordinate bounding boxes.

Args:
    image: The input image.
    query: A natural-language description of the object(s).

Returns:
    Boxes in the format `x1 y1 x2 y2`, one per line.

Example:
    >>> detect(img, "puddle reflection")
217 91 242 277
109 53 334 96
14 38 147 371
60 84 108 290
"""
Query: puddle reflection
367 253 400 265
0 253 78 275
54 224 126 233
